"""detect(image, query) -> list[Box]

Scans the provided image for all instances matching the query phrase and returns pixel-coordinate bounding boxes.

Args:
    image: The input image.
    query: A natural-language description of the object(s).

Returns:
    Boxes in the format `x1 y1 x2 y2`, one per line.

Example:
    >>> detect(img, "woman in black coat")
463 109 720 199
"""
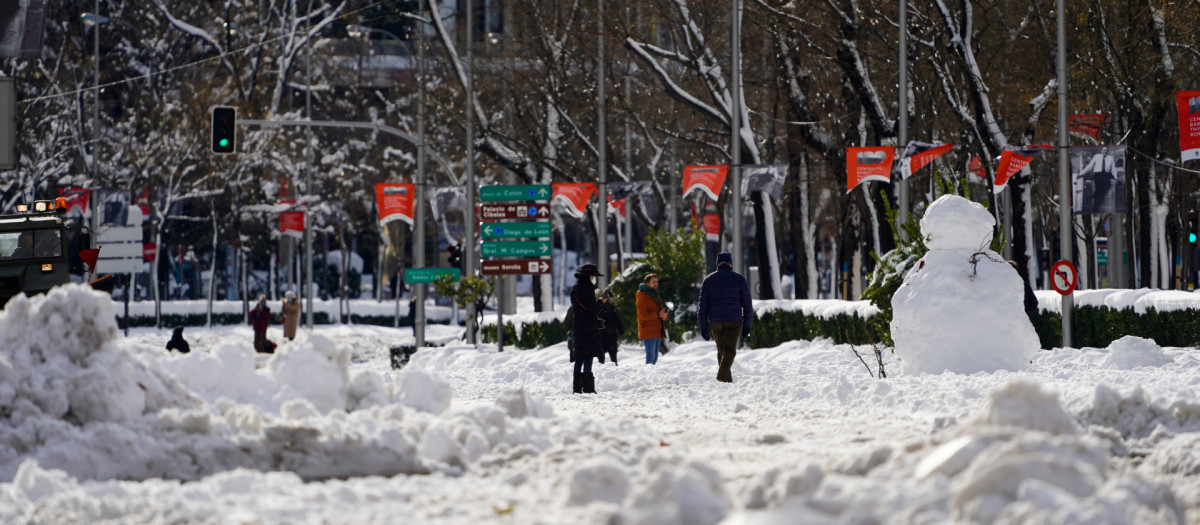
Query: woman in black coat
570 263 605 394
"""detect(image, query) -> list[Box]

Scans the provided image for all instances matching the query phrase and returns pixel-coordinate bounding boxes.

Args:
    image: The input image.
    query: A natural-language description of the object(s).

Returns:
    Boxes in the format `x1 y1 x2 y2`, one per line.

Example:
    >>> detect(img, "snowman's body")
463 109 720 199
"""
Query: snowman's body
891 195 1040 374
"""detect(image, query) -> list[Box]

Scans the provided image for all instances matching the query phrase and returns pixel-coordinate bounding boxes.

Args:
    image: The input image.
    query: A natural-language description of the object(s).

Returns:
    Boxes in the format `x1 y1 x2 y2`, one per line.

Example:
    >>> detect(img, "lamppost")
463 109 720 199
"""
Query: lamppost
80 11 138 185
81 7 102 186
347 23 428 348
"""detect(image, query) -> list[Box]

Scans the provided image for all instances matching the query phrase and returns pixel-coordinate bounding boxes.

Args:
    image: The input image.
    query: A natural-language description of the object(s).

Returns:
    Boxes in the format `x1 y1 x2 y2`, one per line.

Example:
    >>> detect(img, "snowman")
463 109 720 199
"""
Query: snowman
891 195 1039 374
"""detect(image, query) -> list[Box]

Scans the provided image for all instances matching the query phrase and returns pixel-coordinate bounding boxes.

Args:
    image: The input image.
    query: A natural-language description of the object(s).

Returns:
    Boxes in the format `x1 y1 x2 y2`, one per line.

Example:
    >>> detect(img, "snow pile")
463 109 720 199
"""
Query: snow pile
891 195 1039 374
0 285 654 487
1099 336 1174 370
730 381 1185 524
0 285 201 426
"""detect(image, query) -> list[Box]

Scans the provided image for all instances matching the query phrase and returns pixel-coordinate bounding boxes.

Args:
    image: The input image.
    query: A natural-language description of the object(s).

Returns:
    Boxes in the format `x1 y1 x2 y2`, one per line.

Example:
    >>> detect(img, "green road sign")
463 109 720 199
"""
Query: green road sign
480 221 551 239
479 185 552 202
1097 250 1108 265
481 240 552 258
404 267 461 284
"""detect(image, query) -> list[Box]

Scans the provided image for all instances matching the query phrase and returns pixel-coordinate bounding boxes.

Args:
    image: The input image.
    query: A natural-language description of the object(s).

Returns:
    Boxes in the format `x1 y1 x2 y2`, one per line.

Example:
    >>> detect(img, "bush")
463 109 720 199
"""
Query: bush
744 308 883 348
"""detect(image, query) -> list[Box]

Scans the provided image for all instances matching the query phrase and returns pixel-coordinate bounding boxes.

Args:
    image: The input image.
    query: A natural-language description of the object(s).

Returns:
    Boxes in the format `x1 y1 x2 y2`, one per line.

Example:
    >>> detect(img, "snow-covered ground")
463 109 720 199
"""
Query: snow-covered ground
0 283 1198 524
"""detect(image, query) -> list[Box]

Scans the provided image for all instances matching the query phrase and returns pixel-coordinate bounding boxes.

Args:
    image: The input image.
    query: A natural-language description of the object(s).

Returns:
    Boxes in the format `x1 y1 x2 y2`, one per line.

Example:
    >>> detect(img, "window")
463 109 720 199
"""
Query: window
0 229 61 260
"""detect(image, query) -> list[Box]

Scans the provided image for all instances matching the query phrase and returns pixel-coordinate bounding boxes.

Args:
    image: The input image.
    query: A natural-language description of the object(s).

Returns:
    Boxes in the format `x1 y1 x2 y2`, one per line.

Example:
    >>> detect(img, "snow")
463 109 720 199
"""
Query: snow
1 276 1200 523
892 195 1040 374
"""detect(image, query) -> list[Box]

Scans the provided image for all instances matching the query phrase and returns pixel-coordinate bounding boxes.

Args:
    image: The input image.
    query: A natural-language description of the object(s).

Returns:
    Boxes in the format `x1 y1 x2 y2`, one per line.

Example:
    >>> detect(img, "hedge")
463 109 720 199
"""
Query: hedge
1031 306 1200 349
481 303 1200 351
116 312 454 329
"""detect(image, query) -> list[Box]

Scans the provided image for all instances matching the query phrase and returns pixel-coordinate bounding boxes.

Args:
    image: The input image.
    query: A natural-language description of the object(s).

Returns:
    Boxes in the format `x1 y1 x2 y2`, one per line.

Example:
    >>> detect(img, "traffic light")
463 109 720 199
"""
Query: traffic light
211 106 236 154
447 244 462 269
1190 211 1198 244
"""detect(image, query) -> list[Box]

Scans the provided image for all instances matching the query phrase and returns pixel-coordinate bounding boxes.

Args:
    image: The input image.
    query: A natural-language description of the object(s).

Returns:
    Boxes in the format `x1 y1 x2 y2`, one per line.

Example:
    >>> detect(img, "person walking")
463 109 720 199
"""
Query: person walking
698 252 753 383
165 326 190 353
635 273 669 365
570 263 605 394
597 290 623 366
281 291 301 341
250 295 273 353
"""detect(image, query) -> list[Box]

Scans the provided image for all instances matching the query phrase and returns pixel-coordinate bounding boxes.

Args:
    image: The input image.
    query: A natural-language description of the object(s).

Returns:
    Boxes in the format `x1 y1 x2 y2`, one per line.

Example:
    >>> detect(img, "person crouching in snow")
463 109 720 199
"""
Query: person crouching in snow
570 263 605 394
698 252 753 383
597 290 622 366
166 326 190 353
250 295 273 353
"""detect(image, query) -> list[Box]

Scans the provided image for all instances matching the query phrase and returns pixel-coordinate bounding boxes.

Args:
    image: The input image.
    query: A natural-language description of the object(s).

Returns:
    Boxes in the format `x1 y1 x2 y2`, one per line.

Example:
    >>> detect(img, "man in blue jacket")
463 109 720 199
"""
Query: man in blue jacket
698 252 752 383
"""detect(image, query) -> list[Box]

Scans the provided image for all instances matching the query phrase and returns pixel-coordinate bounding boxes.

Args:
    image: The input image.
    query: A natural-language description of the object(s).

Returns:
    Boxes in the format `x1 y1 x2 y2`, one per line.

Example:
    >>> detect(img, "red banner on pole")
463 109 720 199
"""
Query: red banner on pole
968 155 987 183
993 145 1052 193
846 146 894 193
1178 91 1200 162
702 202 721 242
1069 113 1107 140
279 200 305 239
375 183 415 227
682 165 728 201
552 183 596 218
607 195 627 218
897 142 953 179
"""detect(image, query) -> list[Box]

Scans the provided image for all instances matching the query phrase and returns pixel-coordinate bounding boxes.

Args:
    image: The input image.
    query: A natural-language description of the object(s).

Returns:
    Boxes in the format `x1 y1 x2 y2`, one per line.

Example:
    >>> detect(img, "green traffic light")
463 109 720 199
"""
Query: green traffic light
219 138 229 148
1191 233 1197 244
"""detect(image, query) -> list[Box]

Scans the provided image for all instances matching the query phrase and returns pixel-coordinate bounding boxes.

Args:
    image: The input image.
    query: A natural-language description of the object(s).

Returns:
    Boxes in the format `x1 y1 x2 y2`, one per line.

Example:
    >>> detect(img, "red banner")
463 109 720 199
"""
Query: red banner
682 165 728 201
846 147 894 192
968 155 987 183
279 200 305 239
57 187 89 216
898 142 953 179
375 183 415 227
607 195 627 219
994 145 1052 193
1179 91 1200 162
552 183 596 219
1069 113 1107 140
136 187 150 216
702 202 721 242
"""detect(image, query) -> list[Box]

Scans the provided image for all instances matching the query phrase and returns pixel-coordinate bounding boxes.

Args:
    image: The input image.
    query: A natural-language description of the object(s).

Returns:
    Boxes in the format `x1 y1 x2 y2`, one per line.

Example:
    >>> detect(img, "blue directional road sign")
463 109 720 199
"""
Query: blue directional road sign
481 240 552 258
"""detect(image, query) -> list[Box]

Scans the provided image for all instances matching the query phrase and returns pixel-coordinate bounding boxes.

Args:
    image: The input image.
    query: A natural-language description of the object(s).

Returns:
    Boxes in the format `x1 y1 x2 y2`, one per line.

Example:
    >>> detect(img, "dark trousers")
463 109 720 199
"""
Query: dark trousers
711 321 741 383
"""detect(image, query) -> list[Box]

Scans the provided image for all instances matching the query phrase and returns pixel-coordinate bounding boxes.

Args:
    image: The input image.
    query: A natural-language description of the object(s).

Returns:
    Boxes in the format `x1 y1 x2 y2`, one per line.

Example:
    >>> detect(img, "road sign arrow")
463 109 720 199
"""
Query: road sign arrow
540 244 549 254
537 187 549 197
484 225 494 235
538 206 549 216
540 261 549 272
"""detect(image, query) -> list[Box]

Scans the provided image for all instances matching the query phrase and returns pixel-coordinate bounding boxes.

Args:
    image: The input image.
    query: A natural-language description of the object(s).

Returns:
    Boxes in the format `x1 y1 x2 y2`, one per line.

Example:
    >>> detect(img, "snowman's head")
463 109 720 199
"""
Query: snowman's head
920 195 995 250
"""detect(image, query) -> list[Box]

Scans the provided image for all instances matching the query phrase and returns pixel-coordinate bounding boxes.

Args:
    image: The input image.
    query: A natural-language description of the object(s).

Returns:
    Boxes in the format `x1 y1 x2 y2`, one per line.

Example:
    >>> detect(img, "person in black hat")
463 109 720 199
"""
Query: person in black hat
570 263 605 394
698 252 752 383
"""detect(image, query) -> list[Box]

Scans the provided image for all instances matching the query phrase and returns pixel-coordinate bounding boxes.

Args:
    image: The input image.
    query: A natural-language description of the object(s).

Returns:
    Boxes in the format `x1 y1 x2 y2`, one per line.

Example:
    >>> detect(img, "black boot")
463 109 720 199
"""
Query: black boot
583 372 597 394
572 371 583 394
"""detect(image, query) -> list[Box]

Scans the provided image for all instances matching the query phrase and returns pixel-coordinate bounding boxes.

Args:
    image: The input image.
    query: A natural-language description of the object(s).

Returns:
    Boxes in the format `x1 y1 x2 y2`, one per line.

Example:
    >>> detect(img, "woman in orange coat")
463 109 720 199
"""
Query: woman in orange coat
635 273 669 364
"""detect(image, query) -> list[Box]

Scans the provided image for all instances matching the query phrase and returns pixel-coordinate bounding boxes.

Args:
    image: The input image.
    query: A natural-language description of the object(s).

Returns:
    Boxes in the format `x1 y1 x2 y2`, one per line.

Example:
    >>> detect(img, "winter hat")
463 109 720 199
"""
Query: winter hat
716 252 733 268
574 263 604 278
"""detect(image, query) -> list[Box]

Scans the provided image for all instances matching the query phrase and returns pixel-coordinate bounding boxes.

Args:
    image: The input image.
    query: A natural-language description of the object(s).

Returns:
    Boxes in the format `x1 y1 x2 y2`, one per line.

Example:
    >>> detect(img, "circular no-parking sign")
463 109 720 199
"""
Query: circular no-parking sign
1050 260 1078 295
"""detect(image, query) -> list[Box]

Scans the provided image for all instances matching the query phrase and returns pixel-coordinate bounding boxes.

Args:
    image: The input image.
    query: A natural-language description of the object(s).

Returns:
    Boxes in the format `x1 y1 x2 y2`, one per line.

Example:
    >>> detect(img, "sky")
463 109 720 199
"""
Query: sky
0 197 1198 524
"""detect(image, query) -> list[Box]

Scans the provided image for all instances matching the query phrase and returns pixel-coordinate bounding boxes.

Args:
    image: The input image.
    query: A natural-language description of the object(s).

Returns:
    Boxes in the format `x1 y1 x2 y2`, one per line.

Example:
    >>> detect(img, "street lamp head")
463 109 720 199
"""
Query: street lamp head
80 13 110 27
347 25 368 38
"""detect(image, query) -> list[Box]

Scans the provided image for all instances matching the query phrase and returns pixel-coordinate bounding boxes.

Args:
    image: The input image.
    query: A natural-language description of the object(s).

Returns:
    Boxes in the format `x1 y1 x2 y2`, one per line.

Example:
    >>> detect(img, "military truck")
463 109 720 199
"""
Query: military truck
0 199 77 307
